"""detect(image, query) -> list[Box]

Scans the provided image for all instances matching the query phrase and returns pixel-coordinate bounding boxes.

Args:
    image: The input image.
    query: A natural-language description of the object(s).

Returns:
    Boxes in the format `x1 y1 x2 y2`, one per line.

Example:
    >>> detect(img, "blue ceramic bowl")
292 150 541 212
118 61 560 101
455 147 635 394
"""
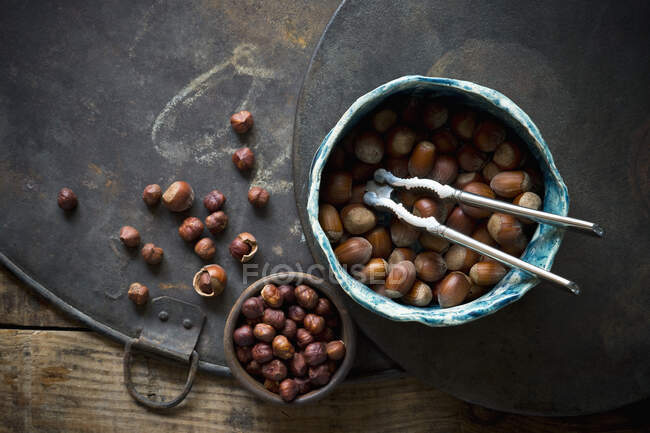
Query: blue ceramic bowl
307 76 569 327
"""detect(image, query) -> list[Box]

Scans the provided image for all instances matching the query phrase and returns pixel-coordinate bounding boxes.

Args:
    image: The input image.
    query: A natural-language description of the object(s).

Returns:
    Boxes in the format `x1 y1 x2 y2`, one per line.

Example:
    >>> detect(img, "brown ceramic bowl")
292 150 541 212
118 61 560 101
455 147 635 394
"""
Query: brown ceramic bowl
224 272 356 405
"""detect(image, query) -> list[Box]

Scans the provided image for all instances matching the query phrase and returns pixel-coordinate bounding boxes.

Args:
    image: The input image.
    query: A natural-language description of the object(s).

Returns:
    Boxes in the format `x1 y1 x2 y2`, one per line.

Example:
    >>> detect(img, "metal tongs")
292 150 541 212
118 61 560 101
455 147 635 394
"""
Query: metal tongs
364 169 604 295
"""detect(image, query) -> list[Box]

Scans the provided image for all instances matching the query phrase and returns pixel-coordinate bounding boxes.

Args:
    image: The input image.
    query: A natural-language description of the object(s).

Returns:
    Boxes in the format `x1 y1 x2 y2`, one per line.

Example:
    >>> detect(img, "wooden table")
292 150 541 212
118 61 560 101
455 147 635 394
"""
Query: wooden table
2 265 649 432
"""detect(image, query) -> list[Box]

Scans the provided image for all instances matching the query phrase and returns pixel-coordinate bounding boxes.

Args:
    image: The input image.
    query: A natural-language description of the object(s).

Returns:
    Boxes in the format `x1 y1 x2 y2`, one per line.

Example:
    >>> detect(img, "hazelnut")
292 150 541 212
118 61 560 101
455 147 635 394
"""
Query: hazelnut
314 298 333 317
334 237 373 266
236 346 252 364
246 360 263 377
280 318 297 339
419 232 450 253
264 379 280 393
455 171 484 189
278 284 296 304
340 204 376 234
194 237 216 260
296 328 314 348
57 187 78 210
414 251 447 282
321 171 352 205
319 204 344 243
460 182 496 218
263 308 286 330
261 284 283 308
141 243 164 264
192 264 227 297
251 342 273 364
127 282 149 306
422 101 448 130
248 186 270 208
308 364 331 387
408 141 437 177
446 206 476 235
287 305 306 322
303 342 327 366
242 296 264 319
430 154 459 185
179 217 204 242
279 379 299 402
501 235 528 257
205 211 228 234
473 120 506 152
203 190 226 212
253 323 276 343
487 213 524 246
482 161 501 182
230 110 254 133
295 377 311 394
262 359 287 382
365 227 392 259
466 284 487 302
272 335 295 360
233 325 255 346
490 171 532 198
384 260 417 298
350 161 380 182
437 271 472 308
513 191 542 224
229 232 258 263
390 219 419 247
326 146 347 171
471 223 497 247
388 248 416 270
232 147 255 171
385 157 410 178
493 141 523 170
372 108 397 133
412 197 447 222
245 317 261 327
303 314 326 335
142 184 162 206
350 184 366 204
354 257 388 284
400 97 421 125
457 144 487 172
119 226 140 248
450 110 477 140
354 130 384 164
315 327 335 342
294 285 318 310
403 280 433 306
469 261 507 286
386 125 417 156
290 352 308 377
431 129 458 153
326 340 346 361
444 244 480 272
162 181 194 212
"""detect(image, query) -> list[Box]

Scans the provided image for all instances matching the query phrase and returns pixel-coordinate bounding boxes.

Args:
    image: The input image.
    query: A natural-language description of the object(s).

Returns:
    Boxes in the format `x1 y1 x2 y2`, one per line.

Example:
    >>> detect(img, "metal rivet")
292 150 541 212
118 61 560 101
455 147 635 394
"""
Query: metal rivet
158 311 169 321
182 318 193 329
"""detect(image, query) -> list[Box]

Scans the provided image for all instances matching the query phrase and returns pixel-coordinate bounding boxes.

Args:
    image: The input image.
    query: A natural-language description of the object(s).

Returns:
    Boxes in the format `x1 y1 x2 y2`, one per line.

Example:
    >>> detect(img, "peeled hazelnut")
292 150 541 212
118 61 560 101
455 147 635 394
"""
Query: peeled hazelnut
272 335 295 360
236 346 252 364
431 129 458 153
233 325 255 346
232 147 255 171
334 237 372 266
205 211 228 234
350 161 380 182
450 110 477 140
242 296 264 319
179 217 204 242
261 284 283 308
127 282 149 306
288 305 306 322
319 204 344 243
294 285 319 310
354 257 388 284
419 232 450 253
141 243 164 264
245 317 262 327
487 213 524 246
248 186 270 208
264 379 280 393
321 171 352 205
340 204 376 234
471 223 497 247
493 141 523 170
276 285 295 304
513 191 542 224
162 181 194 212
408 141 436 177
192 264 227 297
290 352 308 377
460 182 496 218
295 377 311 394
263 308 286 330
365 227 391 259
422 101 448 130
490 170 531 198
384 260 416 298
473 120 505 152
229 232 258 263
315 327 335 343
303 314 326 335
457 144 488 172
246 360 263 377
203 190 226 212
303 342 327 366
469 261 507 286
372 108 397 133
142 184 162 206
308 364 331 386
455 171 484 189
314 298 333 317
385 157 410 178
296 328 314 348
437 271 472 308
403 280 433 306
446 206 476 235
390 219 419 247
280 318 297 339
430 154 459 185
388 248 416 270
326 340 346 361
279 378 299 402
251 342 273 364
230 110 254 133
57 187 78 210
119 226 140 248
414 251 447 282
354 130 384 164
445 245 480 272
253 323 276 343
194 237 216 261
386 125 417 156
262 359 287 382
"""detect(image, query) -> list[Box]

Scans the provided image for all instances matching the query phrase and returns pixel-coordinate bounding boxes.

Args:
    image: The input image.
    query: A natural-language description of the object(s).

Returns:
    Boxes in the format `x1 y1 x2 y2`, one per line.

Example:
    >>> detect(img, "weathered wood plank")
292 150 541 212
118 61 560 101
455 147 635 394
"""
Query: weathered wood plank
1 330 648 433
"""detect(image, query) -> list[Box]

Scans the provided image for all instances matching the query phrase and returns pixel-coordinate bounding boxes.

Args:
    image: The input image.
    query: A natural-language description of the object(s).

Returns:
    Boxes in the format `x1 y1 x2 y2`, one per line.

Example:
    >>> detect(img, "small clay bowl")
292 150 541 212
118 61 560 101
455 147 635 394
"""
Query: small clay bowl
224 272 356 405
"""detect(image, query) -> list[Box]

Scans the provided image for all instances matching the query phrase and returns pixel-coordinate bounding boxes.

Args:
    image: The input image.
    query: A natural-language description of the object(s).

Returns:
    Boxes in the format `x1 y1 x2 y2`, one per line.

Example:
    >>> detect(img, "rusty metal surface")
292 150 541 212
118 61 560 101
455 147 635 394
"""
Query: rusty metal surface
293 0 650 415
0 0 397 379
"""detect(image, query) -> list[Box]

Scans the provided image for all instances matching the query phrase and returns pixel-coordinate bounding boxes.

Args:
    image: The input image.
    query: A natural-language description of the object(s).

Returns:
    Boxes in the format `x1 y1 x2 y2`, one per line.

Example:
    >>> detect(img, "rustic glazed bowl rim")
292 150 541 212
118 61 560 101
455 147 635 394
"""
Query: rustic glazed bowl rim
307 75 569 327
223 272 357 405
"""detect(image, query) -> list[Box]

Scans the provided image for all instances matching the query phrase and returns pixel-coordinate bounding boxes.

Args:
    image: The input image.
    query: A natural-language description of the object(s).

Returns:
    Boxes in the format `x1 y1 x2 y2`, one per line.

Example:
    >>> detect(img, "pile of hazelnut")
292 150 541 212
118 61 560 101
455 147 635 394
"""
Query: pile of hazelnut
233 283 346 402
319 97 543 308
